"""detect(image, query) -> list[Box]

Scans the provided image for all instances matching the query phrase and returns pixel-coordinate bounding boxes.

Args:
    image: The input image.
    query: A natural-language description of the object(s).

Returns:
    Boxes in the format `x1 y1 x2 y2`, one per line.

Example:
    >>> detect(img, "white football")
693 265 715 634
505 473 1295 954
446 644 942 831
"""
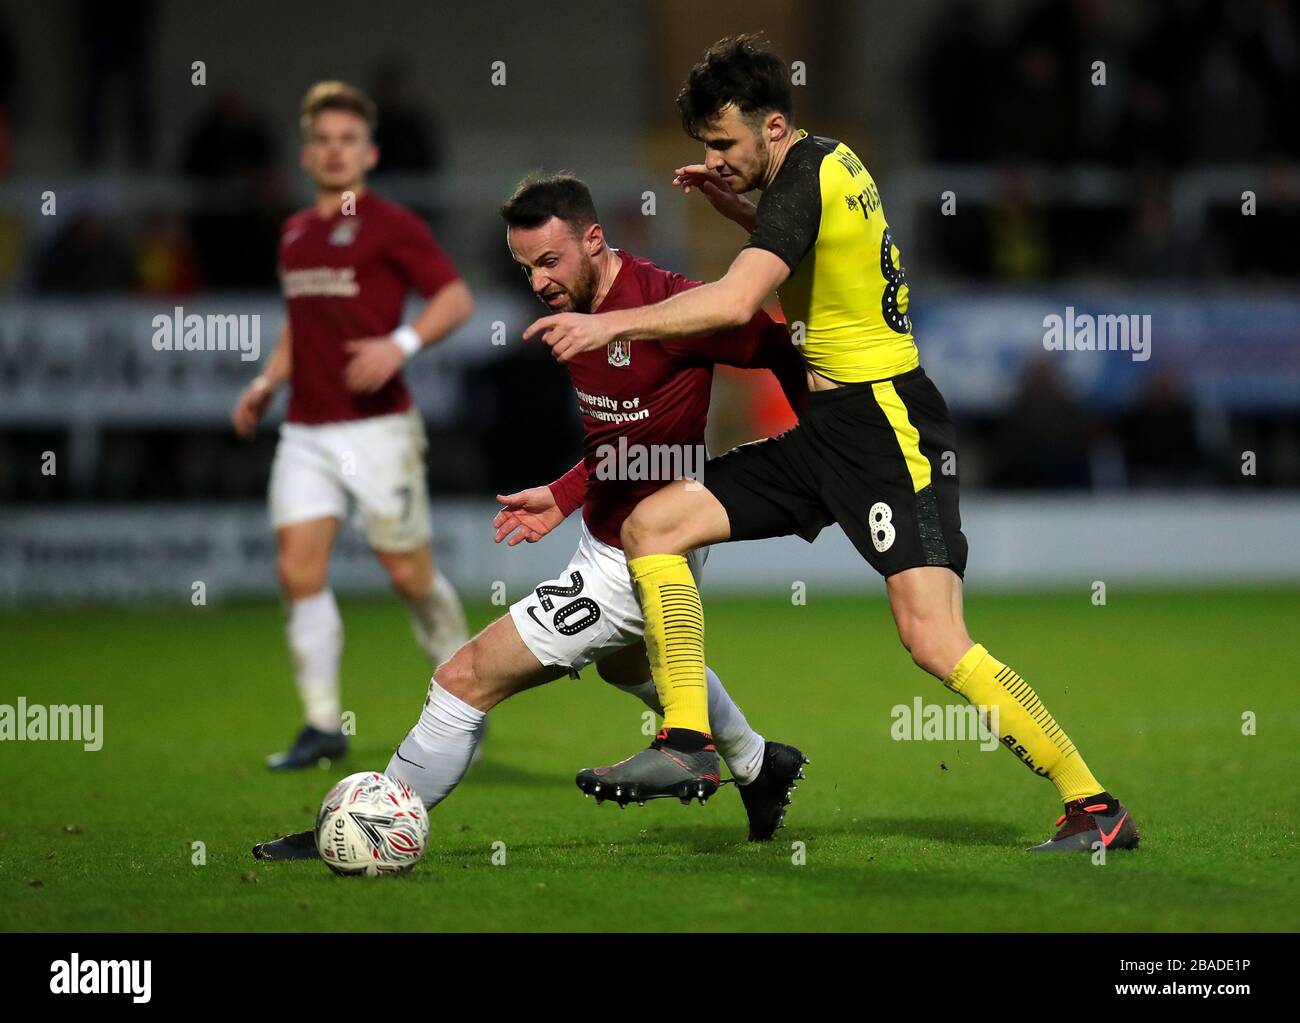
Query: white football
315 771 429 876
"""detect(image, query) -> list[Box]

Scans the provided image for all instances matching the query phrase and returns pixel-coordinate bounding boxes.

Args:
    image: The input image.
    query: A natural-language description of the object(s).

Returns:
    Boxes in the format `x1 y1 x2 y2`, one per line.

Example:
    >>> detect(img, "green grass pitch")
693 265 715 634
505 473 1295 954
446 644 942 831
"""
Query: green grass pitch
2 588 1297 932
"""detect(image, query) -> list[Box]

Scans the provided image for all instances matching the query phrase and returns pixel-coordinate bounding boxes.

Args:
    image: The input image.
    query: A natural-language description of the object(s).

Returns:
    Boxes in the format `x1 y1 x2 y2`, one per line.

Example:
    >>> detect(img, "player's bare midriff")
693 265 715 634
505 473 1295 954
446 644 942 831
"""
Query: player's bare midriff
806 367 844 392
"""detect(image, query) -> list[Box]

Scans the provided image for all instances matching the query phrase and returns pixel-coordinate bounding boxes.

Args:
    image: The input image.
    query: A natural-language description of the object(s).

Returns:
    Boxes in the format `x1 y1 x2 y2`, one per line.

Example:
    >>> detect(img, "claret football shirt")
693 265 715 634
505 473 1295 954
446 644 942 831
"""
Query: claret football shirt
278 190 461 424
547 249 807 548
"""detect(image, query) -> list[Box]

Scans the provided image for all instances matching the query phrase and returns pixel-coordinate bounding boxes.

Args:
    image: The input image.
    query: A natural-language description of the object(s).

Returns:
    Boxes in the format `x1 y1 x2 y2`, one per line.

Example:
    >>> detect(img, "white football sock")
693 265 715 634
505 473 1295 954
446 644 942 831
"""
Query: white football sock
406 570 469 667
705 666 766 784
286 589 343 733
386 679 486 808
613 665 766 784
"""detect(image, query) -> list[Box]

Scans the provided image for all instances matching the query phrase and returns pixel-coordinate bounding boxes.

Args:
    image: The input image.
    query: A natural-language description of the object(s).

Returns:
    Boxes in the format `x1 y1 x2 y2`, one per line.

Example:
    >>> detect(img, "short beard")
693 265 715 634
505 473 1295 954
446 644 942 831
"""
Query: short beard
745 130 772 191
567 254 600 314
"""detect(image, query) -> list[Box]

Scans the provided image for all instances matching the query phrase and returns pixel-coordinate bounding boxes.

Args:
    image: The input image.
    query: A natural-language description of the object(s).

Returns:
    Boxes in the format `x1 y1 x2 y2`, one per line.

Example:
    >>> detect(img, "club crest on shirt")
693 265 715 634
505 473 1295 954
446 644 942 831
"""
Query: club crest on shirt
329 218 360 246
607 338 631 367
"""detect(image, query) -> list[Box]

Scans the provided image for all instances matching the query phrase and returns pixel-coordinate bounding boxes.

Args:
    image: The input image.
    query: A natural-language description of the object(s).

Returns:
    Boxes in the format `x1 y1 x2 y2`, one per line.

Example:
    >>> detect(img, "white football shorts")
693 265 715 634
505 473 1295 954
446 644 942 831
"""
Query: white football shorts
510 517 708 673
269 407 432 552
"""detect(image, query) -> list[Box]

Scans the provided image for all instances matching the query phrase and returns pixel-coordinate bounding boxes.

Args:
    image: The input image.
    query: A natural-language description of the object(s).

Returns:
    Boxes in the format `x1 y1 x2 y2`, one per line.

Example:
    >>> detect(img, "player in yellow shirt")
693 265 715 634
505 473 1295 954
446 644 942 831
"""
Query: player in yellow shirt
524 35 1139 853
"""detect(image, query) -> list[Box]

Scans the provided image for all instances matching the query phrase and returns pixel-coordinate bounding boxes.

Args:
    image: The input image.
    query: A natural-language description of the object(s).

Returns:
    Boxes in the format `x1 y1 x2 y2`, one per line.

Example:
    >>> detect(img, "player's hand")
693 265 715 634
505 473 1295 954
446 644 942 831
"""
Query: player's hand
673 164 757 230
522 312 615 364
232 377 274 438
343 337 405 393
493 486 565 546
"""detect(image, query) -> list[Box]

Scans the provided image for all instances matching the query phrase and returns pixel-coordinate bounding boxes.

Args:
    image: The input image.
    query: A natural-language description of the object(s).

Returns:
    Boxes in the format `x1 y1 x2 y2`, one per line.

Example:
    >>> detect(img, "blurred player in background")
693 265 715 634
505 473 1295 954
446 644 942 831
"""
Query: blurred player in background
527 37 1139 854
232 81 472 770
250 172 809 860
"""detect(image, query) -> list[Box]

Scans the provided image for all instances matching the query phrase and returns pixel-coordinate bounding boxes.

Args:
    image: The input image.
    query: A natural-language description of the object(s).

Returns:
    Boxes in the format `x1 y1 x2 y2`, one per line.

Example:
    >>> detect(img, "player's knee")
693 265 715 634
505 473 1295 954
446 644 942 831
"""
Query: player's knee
897 620 968 679
620 504 674 556
432 641 481 704
276 553 326 599
896 615 932 664
619 509 649 555
909 641 950 679
383 555 425 600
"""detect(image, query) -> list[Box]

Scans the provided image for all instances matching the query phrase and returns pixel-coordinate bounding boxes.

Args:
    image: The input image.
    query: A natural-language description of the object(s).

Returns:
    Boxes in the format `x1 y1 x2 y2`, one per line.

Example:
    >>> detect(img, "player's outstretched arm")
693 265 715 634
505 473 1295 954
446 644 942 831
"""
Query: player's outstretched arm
232 324 291 438
494 459 587 545
493 486 567 546
344 279 474 393
673 164 758 233
524 248 789 364
493 459 588 545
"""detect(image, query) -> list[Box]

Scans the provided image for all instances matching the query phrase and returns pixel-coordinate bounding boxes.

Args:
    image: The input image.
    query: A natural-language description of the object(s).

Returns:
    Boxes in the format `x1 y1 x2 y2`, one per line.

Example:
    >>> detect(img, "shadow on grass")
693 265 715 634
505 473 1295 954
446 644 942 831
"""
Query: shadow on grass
642 814 1022 849
500 813 1024 858
271 746 570 791
459 760 569 789
844 814 1024 847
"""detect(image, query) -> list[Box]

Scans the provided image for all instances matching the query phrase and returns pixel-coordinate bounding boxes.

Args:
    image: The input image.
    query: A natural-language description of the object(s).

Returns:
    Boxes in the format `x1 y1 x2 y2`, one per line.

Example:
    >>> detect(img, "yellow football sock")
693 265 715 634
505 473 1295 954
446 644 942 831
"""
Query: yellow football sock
945 644 1103 803
628 554 710 736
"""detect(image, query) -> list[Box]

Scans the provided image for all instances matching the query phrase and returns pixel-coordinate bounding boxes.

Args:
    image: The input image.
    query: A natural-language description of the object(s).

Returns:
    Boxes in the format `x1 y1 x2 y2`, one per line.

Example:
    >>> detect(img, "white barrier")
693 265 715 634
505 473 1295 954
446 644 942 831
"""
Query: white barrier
1 494 1296 605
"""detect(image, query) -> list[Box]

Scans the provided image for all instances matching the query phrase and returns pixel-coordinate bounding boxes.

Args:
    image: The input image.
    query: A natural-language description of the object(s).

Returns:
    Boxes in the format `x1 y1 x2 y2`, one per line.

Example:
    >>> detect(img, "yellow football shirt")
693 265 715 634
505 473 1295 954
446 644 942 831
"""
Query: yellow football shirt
745 130 920 382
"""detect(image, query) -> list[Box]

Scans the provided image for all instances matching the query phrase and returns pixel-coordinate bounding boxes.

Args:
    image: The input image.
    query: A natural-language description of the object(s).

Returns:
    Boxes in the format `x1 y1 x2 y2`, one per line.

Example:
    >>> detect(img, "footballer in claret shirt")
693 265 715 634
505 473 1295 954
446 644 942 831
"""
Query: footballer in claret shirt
250 173 810 862
231 81 473 771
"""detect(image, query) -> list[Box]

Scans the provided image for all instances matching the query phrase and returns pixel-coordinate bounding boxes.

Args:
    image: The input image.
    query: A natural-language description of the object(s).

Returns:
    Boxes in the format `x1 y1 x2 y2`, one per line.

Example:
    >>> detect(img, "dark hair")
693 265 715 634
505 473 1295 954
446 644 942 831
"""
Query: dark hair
500 173 599 233
677 34 792 139
300 81 377 138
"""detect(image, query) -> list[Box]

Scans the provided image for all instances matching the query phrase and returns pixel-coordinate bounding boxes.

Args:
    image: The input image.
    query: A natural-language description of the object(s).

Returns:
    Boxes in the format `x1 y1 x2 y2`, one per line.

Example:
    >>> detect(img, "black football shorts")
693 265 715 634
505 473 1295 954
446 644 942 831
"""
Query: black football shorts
703 366 968 578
